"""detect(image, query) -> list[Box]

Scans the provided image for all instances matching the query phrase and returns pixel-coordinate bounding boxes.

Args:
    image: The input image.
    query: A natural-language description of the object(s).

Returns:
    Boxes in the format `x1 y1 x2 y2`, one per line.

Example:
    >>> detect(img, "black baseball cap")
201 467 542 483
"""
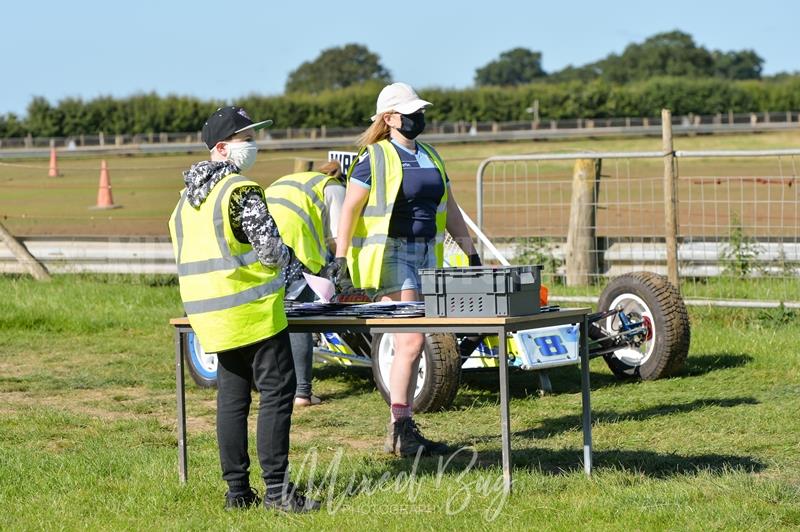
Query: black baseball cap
201 106 273 149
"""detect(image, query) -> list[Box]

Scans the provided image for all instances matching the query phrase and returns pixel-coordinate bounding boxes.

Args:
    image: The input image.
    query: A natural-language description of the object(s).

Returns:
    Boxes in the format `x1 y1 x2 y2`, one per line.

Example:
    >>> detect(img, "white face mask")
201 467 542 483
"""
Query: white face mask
226 140 258 172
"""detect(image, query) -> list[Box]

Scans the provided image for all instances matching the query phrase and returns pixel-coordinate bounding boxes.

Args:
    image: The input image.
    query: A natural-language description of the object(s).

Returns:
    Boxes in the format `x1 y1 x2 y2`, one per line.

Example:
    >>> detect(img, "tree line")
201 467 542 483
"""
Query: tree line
473 31 766 86
282 31 771 92
2 31 798 139
4 77 799 138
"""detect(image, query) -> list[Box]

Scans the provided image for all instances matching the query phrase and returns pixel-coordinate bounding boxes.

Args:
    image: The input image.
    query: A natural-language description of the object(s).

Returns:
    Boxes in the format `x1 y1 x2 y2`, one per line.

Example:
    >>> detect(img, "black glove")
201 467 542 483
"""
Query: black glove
338 275 354 293
468 253 482 267
318 258 340 282
320 257 353 292
333 257 353 292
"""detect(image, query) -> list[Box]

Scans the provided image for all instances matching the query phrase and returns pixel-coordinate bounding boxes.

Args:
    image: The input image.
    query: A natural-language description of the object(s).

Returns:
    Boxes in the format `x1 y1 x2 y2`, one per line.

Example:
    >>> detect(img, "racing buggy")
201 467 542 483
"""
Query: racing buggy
183 213 690 412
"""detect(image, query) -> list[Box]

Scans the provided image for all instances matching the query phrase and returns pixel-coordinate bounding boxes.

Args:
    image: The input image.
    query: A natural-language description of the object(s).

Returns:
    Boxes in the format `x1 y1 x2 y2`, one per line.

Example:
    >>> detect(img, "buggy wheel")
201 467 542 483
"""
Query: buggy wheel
371 333 461 412
597 271 690 380
183 331 218 388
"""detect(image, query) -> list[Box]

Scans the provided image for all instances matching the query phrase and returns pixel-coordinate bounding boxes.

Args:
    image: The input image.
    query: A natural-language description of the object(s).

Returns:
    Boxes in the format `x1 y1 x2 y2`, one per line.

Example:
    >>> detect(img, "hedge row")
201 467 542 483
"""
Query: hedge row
3 77 800 138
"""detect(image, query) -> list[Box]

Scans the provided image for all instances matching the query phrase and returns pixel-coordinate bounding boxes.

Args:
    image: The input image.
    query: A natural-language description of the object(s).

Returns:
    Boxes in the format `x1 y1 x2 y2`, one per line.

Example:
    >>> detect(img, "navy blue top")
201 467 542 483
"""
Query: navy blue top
350 139 448 240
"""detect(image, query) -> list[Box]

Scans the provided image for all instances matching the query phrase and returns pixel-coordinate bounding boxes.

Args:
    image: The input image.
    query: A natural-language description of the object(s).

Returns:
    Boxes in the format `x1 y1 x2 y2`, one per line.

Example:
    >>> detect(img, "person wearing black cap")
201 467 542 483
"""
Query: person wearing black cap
168 106 319 512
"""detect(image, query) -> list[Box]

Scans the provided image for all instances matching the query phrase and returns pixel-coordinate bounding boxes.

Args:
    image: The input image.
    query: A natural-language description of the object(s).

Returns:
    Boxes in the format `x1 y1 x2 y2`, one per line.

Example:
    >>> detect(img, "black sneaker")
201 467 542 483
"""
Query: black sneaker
263 483 321 513
384 417 451 457
224 487 261 510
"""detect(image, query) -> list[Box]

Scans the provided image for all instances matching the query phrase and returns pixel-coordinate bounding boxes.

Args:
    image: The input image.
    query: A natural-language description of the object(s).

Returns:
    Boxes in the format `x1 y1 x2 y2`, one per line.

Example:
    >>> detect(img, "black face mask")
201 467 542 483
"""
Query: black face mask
398 112 426 140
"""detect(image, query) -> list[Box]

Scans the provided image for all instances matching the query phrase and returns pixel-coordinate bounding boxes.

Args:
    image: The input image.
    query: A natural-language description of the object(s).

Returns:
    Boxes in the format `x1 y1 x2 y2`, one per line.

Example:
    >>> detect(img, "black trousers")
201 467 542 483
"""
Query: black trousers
215 328 295 492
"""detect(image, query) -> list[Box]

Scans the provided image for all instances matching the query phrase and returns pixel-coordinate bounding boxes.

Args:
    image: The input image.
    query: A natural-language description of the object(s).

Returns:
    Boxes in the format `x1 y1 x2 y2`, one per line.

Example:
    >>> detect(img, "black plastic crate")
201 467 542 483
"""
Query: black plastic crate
419 265 542 317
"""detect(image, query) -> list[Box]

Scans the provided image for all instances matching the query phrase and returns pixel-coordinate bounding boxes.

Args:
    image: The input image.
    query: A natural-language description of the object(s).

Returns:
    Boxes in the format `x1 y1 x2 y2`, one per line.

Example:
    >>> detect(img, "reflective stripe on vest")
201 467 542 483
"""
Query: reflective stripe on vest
346 140 448 289
182 274 284 314
168 173 286 352
173 176 262 276
265 171 338 274
362 146 387 217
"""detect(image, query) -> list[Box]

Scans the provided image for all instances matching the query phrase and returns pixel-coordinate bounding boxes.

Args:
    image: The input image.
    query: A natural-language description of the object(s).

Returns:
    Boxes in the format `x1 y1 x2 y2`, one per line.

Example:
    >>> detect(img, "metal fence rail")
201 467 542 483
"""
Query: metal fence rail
476 148 800 308
0 237 176 275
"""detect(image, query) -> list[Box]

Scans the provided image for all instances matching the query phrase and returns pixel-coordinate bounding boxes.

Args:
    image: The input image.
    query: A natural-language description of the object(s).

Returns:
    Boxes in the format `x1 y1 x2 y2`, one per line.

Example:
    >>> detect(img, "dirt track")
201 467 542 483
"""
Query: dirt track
2 134 798 239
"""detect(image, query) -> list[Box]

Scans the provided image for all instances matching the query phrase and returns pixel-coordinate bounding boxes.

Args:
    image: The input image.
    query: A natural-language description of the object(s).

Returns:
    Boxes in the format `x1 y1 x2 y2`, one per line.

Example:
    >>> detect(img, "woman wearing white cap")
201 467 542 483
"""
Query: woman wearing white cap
331 82 481 456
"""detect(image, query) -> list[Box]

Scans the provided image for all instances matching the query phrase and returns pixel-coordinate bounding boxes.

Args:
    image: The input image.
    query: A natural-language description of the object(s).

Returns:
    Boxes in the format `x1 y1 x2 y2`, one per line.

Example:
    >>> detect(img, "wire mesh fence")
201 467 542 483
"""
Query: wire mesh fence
2 141 800 308
675 152 800 305
476 150 800 308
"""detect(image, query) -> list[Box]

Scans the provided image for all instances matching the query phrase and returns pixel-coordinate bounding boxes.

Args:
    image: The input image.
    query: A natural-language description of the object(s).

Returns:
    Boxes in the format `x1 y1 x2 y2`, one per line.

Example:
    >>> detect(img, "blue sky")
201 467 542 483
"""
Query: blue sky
4 0 797 116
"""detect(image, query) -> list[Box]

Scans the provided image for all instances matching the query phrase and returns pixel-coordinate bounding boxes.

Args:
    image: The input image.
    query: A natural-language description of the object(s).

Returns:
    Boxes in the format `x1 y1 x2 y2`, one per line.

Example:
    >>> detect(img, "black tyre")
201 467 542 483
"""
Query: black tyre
183 331 218 388
371 333 461 412
597 271 690 380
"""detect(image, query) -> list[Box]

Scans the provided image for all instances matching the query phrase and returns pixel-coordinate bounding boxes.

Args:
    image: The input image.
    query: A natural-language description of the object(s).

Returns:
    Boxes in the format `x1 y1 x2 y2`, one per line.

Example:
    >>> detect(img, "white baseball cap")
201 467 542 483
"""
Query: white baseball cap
371 82 432 121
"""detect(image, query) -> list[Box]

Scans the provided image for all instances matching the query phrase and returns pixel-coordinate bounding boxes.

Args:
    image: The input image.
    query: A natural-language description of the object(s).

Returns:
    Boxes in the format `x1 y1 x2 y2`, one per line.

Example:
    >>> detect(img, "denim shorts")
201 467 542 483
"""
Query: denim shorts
373 237 435 299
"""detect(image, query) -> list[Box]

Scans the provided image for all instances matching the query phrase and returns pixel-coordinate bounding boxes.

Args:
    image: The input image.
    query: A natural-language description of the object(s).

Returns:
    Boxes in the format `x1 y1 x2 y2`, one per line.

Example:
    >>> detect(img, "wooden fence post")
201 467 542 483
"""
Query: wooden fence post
293 158 314 172
565 158 601 286
662 109 680 291
0 221 51 281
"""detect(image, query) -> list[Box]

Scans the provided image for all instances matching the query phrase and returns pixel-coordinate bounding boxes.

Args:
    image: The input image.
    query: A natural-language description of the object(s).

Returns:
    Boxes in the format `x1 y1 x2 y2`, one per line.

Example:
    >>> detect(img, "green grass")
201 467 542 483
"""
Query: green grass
539 276 800 304
2 275 800 529
681 276 800 303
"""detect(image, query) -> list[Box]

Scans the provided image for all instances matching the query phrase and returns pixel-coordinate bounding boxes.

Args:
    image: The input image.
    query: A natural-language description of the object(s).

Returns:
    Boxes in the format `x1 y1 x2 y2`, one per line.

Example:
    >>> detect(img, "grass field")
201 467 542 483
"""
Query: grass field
546 276 800 305
1 130 799 236
1 274 799 529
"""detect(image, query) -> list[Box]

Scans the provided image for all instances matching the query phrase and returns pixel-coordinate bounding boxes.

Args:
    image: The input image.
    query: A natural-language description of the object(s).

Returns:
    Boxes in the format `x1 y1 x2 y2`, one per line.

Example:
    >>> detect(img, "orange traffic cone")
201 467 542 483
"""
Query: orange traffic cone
48 147 60 177
90 160 121 210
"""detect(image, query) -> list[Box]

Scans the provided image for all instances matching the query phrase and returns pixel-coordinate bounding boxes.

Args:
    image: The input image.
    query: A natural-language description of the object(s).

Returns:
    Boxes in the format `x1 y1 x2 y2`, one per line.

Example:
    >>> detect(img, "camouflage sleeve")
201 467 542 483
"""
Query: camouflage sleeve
229 186 292 269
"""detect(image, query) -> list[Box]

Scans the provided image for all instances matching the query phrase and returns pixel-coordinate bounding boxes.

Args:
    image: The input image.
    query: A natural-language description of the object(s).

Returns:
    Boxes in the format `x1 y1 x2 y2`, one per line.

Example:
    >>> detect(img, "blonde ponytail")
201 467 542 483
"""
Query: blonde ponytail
356 114 391 147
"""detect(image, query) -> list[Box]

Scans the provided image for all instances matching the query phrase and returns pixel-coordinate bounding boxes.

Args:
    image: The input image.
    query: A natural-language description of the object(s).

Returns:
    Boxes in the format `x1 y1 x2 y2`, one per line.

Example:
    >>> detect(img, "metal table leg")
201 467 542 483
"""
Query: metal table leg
497 326 513 493
174 328 188 484
579 316 593 475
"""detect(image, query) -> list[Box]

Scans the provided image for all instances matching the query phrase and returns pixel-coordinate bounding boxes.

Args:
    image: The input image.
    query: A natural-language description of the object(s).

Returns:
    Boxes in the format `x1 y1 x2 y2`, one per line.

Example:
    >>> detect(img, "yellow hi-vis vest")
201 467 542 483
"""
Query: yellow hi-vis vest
264 171 339 274
346 139 448 290
167 173 286 352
